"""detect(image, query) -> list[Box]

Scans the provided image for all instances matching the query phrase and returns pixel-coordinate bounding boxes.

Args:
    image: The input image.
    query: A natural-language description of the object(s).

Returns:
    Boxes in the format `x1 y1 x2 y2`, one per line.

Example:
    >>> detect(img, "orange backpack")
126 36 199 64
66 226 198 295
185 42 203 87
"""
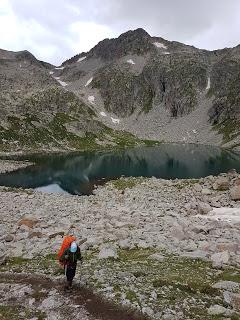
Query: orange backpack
57 235 76 266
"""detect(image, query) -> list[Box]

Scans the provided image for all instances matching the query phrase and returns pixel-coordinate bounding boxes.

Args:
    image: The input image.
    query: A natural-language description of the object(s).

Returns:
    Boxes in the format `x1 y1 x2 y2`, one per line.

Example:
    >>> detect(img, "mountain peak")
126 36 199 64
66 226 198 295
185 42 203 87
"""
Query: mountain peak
119 28 150 39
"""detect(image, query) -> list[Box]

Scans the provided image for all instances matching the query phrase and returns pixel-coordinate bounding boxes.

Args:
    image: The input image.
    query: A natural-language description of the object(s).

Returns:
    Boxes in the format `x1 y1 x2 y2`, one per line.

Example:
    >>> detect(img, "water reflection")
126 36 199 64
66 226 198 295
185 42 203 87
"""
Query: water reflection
0 144 240 195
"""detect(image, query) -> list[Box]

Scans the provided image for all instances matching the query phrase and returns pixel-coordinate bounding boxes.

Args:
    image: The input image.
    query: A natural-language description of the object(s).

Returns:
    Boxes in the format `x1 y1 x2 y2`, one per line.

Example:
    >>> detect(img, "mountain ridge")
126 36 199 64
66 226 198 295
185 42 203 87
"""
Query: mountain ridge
0 28 240 152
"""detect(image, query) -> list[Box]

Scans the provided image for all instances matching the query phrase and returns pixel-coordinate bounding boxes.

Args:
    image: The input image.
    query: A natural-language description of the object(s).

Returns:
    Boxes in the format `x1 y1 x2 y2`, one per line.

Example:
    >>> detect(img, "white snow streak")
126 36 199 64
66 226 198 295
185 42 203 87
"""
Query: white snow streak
88 96 95 104
111 117 120 124
198 207 240 224
100 112 107 117
85 77 93 87
54 77 68 87
78 56 86 62
55 66 65 70
163 52 170 55
154 42 168 49
127 59 135 65
206 77 211 90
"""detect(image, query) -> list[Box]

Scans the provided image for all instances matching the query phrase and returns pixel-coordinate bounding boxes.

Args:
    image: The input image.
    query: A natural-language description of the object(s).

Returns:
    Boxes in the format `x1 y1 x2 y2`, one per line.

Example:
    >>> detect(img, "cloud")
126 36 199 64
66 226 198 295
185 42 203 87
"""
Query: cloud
0 0 239 64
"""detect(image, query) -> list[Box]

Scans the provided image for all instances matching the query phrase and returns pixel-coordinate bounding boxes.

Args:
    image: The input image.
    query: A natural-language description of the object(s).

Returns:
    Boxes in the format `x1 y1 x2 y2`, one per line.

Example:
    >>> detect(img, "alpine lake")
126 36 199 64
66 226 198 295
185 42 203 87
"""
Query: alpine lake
1 143 240 195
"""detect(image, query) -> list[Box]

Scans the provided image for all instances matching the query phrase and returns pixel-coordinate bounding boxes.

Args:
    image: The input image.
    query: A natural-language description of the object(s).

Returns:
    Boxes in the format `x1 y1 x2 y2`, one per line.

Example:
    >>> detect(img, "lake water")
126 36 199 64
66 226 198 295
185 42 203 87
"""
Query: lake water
1 144 240 195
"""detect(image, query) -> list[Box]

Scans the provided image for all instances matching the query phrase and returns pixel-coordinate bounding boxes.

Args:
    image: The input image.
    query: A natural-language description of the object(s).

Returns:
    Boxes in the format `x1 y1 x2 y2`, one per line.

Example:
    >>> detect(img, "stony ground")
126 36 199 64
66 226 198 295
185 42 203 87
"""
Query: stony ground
0 169 240 319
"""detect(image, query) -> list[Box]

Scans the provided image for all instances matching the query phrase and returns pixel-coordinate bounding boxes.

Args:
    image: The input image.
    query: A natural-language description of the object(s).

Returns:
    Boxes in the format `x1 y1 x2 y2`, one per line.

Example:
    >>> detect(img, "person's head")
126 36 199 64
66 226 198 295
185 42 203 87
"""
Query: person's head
70 241 77 253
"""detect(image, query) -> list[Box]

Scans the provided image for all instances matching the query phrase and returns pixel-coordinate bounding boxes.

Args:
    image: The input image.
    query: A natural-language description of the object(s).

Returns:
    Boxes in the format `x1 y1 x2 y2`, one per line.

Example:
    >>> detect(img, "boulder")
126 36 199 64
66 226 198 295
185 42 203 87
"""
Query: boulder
213 281 240 292
98 247 118 260
230 185 240 201
148 253 165 262
181 250 208 261
201 188 212 195
213 177 230 191
197 202 212 215
211 251 230 268
118 239 132 249
234 178 240 186
224 291 240 311
18 217 38 229
0 253 7 265
207 305 227 316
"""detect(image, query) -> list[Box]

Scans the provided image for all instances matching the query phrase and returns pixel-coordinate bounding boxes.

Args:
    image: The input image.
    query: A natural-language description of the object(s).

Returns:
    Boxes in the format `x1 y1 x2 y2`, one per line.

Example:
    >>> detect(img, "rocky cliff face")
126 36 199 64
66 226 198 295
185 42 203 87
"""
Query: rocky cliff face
1 29 240 152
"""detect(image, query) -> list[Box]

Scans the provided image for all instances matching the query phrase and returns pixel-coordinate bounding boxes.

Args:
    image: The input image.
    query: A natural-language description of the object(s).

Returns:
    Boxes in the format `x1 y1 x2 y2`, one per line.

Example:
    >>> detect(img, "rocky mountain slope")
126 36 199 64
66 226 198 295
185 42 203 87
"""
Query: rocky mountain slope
0 48 148 153
1 28 240 152
60 28 240 148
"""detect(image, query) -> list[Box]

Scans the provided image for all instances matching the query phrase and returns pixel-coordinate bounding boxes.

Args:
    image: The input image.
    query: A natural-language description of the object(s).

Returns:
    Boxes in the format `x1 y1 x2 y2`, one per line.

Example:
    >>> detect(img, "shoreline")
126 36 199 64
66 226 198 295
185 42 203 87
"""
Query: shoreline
0 141 239 159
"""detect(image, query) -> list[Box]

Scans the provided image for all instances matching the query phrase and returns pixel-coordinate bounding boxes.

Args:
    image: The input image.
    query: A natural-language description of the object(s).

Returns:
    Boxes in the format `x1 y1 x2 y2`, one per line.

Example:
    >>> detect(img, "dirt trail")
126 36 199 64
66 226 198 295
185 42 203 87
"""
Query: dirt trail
1 272 147 320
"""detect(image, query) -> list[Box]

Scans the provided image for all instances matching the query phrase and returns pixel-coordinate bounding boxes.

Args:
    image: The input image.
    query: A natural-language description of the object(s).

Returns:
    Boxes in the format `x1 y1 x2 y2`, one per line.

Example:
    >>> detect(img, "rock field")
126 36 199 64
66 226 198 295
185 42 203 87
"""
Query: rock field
0 169 240 319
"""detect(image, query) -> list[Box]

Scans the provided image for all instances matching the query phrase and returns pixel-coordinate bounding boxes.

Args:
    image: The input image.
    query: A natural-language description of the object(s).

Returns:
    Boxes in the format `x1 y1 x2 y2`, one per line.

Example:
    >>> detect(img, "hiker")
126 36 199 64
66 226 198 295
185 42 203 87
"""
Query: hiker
59 241 83 290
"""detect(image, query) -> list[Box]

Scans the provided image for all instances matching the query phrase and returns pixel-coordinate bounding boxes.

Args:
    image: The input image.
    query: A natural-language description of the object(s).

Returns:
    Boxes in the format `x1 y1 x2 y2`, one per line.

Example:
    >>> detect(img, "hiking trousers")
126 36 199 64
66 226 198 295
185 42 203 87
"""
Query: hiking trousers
65 265 76 282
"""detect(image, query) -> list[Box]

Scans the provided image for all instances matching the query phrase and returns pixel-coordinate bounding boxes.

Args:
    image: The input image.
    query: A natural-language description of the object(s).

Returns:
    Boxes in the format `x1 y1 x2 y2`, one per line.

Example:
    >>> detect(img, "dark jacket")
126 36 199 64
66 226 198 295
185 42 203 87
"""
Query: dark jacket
59 246 82 267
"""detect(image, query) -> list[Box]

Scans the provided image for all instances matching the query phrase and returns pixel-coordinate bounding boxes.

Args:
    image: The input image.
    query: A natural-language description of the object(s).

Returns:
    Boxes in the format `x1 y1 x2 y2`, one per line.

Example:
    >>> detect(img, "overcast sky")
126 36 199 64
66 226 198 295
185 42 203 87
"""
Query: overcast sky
0 0 240 65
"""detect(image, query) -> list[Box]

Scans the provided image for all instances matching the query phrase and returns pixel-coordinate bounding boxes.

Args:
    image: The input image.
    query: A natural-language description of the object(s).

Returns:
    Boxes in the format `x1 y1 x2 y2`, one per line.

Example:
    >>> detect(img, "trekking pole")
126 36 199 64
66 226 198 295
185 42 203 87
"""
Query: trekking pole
79 259 83 287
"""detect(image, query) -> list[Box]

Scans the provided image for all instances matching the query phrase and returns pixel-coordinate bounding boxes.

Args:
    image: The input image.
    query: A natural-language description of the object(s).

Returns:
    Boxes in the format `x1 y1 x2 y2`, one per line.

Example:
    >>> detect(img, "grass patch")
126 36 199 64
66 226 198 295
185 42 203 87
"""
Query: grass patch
110 177 145 190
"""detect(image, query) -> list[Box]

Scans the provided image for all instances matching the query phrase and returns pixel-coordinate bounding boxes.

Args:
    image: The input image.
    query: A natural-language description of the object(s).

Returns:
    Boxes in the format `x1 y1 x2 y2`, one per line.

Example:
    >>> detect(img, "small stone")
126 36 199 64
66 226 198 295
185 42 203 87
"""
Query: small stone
5 234 14 242
28 231 43 239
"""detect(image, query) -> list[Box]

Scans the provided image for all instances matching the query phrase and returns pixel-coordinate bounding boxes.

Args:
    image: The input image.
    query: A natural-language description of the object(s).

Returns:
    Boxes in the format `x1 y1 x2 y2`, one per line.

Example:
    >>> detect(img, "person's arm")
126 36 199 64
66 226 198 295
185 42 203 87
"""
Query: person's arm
76 247 83 262
59 249 69 262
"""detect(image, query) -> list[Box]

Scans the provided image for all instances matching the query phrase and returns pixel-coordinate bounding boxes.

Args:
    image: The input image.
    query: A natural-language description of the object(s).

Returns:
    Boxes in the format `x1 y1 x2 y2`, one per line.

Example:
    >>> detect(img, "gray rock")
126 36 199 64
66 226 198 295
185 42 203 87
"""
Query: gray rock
4 234 14 242
213 281 240 292
197 202 212 215
148 253 165 262
213 177 230 191
98 247 118 259
211 251 230 268
230 185 240 200
224 291 240 311
207 305 227 315
201 188 212 195
118 239 132 249
181 250 208 261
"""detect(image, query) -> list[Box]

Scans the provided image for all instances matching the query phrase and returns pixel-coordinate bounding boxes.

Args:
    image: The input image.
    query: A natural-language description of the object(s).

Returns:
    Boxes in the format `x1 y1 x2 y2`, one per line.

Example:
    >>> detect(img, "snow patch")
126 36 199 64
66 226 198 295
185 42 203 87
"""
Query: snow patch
153 42 168 49
55 66 65 70
127 59 135 65
88 96 95 104
49 71 54 75
198 207 240 224
111 117 120 124
163 52 170 55
206 77 211 90
78 56 86 62
85 77 93 87
100 112 107 117
54 77 68 87
193 129 197 134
